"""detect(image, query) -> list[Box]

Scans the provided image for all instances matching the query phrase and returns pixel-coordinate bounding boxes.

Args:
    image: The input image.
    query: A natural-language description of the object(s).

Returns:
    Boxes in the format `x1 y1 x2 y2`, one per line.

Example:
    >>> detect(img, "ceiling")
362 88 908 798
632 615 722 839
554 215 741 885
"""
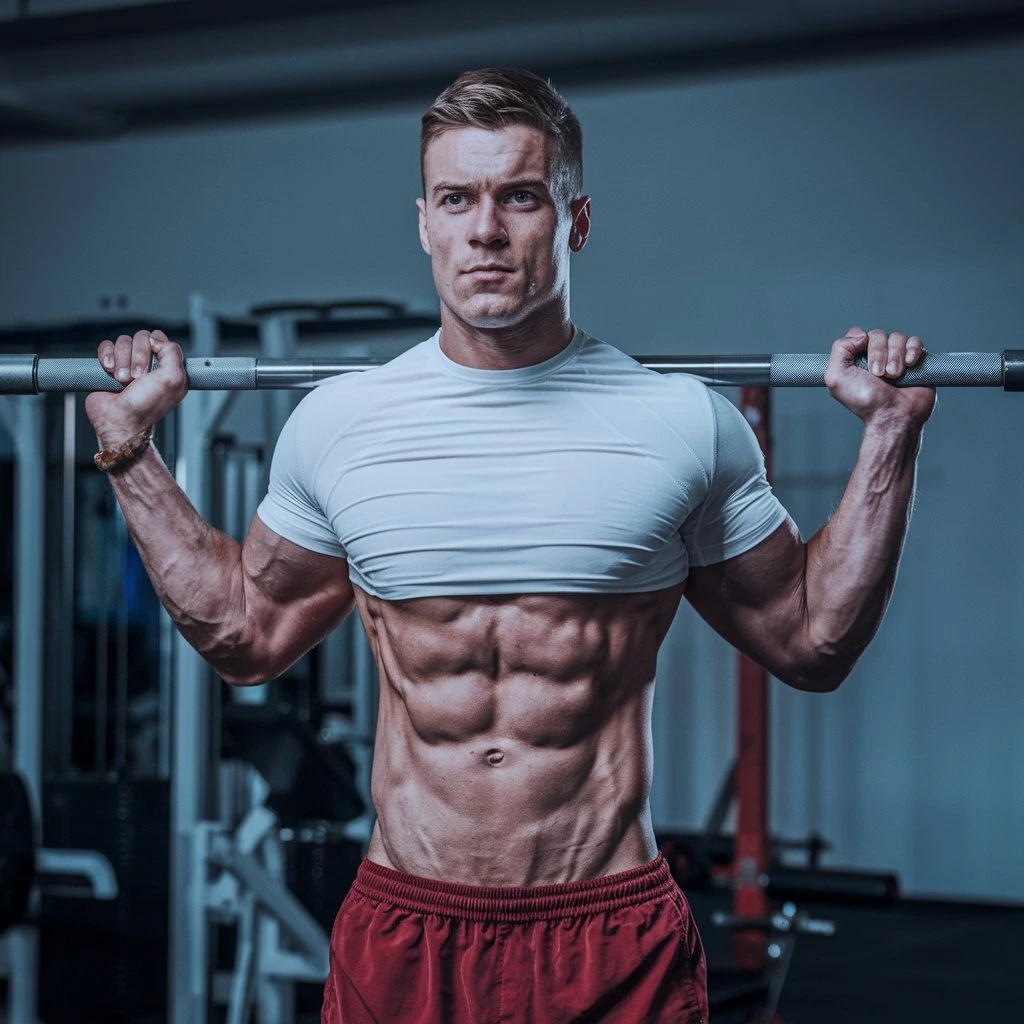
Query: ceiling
1 0 1023 145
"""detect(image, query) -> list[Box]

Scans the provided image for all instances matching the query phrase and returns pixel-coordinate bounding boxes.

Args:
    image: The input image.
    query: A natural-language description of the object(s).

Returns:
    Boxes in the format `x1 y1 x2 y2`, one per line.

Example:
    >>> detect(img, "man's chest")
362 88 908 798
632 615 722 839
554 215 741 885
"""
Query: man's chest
316 389 710 596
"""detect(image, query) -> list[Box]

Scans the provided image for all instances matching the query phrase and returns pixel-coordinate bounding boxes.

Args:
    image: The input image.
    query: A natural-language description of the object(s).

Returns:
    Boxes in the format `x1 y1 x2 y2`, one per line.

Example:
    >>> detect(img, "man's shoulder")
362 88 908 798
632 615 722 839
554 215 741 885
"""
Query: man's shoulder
575 330 713 404
294 334 438 415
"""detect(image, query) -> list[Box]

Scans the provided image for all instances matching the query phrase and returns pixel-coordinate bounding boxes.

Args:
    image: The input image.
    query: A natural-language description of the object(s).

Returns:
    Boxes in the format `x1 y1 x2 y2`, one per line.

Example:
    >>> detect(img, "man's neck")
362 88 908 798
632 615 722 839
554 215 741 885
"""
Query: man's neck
438 305 574 371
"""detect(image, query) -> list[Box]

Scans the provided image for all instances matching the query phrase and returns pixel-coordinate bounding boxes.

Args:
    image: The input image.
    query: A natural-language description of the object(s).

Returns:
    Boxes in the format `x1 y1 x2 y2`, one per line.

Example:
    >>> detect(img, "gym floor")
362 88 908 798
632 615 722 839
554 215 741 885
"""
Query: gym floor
686 887 1024 1022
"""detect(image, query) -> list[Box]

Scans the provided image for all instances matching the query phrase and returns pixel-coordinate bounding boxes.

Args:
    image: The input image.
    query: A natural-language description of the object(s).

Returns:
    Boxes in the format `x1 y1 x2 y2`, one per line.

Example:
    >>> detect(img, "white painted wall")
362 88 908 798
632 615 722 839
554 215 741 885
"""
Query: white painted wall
1 39 1021 900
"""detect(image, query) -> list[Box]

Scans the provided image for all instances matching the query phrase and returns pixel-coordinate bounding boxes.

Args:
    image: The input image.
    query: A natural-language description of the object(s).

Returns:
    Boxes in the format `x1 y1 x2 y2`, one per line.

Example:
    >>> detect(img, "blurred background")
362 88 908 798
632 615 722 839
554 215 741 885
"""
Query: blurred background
0 1 1022 1021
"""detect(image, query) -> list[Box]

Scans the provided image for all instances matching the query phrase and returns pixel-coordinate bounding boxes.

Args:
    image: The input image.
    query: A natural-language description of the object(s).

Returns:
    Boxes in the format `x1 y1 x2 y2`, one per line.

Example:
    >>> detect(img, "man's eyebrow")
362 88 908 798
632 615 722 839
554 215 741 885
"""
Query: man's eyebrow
431 181 469 195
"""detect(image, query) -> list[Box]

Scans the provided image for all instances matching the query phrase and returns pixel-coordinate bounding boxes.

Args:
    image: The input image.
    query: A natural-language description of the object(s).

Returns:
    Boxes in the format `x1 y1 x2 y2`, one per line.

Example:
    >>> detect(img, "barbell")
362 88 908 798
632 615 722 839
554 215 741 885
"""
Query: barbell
1 350 1022 393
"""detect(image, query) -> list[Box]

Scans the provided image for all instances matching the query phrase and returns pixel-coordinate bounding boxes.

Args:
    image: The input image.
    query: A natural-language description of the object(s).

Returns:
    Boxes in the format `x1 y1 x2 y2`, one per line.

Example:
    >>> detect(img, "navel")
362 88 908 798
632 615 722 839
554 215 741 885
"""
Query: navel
485 748 505 767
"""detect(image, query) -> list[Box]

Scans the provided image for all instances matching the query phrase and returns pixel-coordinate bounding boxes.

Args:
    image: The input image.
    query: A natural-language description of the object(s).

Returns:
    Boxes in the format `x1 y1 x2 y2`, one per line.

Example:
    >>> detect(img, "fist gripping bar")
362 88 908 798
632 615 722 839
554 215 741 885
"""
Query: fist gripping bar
1 351 1022 394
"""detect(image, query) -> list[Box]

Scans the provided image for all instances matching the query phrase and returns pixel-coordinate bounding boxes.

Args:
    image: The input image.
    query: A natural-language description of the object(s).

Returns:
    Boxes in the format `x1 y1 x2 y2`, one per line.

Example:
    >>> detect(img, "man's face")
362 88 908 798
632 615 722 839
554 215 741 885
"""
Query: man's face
417 124 589 331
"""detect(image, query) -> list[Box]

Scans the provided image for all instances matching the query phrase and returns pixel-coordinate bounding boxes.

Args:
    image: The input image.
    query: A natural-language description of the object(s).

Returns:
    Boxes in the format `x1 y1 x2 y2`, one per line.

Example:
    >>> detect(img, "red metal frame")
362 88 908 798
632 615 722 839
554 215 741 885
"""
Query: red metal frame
733 385 772 970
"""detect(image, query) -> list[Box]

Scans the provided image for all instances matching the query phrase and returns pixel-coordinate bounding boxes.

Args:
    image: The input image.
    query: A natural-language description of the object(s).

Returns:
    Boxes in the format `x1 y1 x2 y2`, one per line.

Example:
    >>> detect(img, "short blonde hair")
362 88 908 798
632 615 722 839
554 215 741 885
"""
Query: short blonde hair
421 68 583 207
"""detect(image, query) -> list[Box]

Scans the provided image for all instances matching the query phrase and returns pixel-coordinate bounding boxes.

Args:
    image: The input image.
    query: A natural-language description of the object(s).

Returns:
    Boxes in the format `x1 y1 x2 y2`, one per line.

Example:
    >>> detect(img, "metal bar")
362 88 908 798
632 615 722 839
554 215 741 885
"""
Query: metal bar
114 510 130 773
35 848 119 900
0 350 1019 392
60 395 76 773
207 842 329 970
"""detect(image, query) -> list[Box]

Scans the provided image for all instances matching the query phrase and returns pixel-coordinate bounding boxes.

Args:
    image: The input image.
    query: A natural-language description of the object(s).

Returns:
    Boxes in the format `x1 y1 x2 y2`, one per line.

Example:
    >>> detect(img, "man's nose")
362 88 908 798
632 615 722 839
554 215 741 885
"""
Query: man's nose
468 199 508 246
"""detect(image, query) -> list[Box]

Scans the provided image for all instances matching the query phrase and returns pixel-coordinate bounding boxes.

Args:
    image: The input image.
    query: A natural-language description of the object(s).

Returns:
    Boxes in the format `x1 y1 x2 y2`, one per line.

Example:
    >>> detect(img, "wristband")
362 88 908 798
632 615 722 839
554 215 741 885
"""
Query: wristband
93 427 153 474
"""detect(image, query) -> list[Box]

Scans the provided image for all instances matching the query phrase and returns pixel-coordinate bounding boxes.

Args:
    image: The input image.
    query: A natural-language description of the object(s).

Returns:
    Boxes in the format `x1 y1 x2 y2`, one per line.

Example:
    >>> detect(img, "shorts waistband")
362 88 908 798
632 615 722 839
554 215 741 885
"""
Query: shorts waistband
351 854 676 923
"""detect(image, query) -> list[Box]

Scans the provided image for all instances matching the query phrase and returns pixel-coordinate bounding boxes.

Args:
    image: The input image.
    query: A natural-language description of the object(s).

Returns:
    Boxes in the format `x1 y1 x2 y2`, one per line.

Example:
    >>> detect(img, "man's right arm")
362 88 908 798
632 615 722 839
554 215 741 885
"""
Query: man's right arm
85 330 355 686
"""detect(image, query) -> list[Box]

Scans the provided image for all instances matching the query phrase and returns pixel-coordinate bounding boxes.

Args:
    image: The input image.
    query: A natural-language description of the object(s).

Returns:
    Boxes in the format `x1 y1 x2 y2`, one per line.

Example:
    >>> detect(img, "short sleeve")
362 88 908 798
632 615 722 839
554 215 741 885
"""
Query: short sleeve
255 400 348 558
680 388 789 566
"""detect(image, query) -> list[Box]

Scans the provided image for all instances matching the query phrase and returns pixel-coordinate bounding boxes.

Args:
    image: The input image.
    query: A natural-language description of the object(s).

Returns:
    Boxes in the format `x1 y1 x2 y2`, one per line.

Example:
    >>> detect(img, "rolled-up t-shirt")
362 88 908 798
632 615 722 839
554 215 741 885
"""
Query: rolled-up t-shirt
256 327 789 600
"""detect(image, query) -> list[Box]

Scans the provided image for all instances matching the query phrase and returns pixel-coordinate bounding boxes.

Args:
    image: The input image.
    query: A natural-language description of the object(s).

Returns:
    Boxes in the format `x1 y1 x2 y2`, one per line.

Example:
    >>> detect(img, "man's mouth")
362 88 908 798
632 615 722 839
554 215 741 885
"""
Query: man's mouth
463 264 515 277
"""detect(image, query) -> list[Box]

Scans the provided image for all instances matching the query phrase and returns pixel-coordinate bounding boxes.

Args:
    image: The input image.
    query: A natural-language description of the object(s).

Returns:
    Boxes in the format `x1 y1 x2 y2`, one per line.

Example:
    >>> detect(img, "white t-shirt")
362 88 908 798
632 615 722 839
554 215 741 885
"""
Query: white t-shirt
256 328 788 600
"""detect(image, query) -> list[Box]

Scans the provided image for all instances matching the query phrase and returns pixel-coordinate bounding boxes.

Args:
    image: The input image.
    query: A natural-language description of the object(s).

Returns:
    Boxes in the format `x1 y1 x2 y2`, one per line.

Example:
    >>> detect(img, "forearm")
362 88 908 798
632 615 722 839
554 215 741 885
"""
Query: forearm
801 416 924 685
103 443 256 679
84 331 349 684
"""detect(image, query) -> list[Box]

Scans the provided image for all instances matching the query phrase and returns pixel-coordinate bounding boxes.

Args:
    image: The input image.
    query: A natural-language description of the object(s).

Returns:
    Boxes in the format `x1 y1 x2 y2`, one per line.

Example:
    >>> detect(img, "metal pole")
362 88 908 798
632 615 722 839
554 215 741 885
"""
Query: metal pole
1 350 1021 392
0 395 46 1024
58 395 76 772
168 295 237 1024
257 312 299 457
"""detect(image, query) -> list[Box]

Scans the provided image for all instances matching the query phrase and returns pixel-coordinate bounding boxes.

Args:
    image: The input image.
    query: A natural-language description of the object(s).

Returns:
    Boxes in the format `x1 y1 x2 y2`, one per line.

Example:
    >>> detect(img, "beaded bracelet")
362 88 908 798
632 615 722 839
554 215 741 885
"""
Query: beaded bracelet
93 427 154 474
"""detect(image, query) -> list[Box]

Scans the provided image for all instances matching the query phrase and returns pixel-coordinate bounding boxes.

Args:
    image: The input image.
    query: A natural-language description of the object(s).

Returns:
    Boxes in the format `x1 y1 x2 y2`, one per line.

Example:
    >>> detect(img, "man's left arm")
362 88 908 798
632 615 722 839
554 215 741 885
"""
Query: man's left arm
685 326 936 693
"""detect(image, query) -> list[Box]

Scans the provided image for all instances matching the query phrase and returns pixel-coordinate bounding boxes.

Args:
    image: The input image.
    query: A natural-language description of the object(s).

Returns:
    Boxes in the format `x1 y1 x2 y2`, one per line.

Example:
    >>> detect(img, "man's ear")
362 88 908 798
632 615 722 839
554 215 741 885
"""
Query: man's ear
416 198 431 256
569 196 591 253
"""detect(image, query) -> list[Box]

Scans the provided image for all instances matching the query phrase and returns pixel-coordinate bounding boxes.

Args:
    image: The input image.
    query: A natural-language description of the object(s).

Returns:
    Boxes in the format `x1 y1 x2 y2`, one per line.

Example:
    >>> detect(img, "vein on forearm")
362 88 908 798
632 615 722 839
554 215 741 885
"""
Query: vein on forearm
804 420 922 669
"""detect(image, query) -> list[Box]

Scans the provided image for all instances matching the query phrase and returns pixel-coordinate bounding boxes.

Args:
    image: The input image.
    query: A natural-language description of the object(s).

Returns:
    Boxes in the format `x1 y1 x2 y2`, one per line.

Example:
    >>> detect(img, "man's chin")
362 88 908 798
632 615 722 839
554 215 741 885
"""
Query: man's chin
454 301 529 330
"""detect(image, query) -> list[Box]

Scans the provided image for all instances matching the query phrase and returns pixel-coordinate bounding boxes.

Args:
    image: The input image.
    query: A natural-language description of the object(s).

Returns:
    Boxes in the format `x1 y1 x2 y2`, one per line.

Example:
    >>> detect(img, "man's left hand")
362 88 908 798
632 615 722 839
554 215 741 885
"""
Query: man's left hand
824 326 936 428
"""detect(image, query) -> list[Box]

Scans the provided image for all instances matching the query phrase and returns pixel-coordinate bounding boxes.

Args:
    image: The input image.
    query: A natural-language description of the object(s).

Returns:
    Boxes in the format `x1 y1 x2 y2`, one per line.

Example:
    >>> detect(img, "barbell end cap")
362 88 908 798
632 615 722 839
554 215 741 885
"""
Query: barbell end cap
0 355 40 394
1003 350 1024 391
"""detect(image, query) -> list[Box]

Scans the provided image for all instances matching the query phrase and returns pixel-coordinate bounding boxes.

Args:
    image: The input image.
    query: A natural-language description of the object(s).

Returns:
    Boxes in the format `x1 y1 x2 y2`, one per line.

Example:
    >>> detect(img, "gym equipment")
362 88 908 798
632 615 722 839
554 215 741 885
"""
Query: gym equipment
0 296 412 1024
0 771 35 935
220 703 365 828
0 771 121 941
660 831 900 908
205 700 367 1024
1 349 1023 392
711 902 836 1024
37 779 165 1022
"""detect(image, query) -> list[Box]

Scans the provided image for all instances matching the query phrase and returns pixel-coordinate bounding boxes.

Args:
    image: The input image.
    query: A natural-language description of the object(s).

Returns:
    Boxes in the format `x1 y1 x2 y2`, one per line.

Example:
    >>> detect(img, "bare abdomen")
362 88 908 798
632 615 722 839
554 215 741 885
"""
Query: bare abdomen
355 586 681 885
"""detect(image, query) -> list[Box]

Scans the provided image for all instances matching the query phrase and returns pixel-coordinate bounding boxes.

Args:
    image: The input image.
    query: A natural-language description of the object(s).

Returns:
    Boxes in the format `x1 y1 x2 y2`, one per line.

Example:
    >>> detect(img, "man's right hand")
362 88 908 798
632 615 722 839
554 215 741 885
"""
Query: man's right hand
84 329 189 449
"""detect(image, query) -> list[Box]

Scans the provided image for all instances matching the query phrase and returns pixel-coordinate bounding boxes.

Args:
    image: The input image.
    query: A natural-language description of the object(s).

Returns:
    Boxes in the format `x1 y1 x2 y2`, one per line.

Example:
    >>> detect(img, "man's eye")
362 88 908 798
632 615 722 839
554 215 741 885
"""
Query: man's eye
444 194 466 207
510 191 534 204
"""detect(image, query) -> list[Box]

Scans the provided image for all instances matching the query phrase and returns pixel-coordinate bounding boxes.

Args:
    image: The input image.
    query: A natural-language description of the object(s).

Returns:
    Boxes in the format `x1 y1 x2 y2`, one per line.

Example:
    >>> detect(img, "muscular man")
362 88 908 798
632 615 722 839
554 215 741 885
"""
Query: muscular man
85 69 935 1023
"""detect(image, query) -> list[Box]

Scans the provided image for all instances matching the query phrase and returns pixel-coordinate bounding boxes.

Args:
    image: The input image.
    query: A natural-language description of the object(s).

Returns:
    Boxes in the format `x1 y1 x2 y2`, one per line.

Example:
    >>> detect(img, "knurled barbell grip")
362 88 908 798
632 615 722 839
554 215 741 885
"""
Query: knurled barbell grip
769 351 1004 387
31 356 260 393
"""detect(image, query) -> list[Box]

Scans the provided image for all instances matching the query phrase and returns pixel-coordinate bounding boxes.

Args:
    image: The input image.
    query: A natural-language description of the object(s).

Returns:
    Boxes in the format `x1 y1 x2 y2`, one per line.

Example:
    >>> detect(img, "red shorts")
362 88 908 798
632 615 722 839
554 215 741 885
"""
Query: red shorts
322 854 707 1023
